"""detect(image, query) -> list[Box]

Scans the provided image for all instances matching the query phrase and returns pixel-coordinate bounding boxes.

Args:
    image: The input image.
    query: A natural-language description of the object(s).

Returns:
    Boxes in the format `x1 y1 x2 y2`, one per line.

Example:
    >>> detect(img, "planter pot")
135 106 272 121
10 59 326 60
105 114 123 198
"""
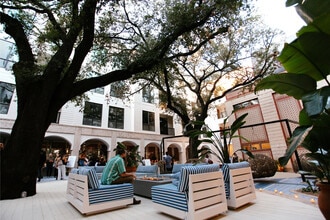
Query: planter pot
126 166 137 173
317 182 330 220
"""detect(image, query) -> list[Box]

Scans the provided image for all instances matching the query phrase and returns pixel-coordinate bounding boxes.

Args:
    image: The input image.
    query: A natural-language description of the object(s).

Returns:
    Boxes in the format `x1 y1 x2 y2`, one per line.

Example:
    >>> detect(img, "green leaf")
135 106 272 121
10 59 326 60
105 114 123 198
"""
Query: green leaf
302 113 330 152
299 32 330 78
302 86 330 117
314 14 330 35
298 109 313 126
279 126 312 166
297 14 330 36
286 0 303 7
230 113 248 136
255 73 316 99
302 92 326 117
278 41 325 81
294 0 330 22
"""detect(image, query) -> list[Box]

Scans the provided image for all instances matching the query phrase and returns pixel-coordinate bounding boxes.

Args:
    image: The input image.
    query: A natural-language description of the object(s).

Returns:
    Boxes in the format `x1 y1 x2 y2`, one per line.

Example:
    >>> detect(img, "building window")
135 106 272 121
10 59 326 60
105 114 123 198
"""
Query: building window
217 109 227 119
0 39 16 70
143 110 155 131
0 82 15 114
160 115 174 135
233 98 259 110
142 86 154 103
108 106 124 129
91 87 104 95
160 117 168 134
110 81 125 98
52 110 61 123
83 101 102 127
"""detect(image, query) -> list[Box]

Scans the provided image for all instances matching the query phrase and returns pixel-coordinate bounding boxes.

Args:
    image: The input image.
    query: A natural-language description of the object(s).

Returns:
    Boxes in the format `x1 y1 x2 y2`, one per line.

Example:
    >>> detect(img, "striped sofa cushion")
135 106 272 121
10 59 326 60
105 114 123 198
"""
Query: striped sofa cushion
222 161 250 198
151 183 188 211
89 183 133 205
172 163 193 174
79 167 100 190
178 164 220 192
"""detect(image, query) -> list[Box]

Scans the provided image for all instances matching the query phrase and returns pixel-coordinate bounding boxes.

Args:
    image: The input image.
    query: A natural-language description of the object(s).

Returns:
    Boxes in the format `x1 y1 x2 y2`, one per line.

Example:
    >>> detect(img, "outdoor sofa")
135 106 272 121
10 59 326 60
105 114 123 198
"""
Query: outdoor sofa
66 167 133 215
222 161 256 209
151 164 228 220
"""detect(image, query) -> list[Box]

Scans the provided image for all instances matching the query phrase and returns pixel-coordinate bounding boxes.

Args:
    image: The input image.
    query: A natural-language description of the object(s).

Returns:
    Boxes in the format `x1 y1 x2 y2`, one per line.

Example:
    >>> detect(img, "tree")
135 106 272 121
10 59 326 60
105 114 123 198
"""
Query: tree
0 0 248 199
133 14 282 158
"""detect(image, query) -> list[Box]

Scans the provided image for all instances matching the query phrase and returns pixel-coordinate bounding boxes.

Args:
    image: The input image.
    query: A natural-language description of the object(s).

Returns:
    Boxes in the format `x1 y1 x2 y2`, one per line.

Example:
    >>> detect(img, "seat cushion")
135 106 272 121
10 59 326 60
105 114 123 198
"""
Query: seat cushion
152 183 188 212
136 165 158 175
89 183 133 205
172 163 193 174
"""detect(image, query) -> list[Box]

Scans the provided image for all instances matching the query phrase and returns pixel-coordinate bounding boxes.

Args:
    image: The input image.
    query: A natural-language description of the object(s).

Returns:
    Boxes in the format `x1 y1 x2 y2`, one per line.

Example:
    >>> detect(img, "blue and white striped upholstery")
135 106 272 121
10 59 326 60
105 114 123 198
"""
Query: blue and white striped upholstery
79 168 100 190
172 163 193 174
89 183 133 205
151 183 188 211
222 161 250 198
178 164 220 192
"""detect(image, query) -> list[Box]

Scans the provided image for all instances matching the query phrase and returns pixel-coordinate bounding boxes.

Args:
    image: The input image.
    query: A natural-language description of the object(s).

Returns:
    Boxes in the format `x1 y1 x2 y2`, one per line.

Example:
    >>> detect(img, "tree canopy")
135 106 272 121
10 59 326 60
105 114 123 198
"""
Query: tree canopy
0 0 251 199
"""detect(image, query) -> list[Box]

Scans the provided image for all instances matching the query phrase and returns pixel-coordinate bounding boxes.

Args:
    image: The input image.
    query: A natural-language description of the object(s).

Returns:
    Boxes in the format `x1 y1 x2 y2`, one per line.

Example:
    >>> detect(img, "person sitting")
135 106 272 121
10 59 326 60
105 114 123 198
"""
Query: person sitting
164 152 173 173
78 153 88 166
101 147 141 205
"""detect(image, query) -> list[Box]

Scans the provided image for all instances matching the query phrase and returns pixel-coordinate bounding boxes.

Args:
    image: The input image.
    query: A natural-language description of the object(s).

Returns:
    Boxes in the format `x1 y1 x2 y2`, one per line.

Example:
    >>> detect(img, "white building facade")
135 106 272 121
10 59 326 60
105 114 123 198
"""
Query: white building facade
0 38 191 166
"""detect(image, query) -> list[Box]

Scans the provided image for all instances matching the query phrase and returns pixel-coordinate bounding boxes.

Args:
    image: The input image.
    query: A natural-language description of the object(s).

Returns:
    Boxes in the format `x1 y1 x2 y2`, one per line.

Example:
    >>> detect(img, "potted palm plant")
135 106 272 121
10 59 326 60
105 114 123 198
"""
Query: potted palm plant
255 0 330 218
186 112 253 164
115 142 142 172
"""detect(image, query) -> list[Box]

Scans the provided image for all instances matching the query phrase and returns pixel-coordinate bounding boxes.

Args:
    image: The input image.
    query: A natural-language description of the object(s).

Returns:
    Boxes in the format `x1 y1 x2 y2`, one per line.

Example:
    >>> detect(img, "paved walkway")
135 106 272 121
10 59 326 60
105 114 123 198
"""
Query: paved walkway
254 172 319 206
0 172 324 220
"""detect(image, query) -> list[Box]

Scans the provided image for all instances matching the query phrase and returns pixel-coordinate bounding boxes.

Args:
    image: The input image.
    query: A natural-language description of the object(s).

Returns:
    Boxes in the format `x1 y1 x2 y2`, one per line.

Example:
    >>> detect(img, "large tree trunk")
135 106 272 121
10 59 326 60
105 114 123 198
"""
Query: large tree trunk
0 94 53 200
189 136 200 159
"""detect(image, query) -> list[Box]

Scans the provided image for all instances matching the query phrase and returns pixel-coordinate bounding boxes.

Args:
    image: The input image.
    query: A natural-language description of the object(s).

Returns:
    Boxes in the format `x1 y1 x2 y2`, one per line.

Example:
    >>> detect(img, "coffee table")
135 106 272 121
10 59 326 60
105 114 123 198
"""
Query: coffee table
133 177 172 198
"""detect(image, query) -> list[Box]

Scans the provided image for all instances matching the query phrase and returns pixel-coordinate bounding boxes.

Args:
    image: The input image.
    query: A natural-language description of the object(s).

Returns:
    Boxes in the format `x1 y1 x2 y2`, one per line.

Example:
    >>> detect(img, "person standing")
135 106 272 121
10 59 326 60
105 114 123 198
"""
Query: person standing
56 153 67 180
101 147 141 205
46 153 54 177
164 152 173 172
37 150 46 182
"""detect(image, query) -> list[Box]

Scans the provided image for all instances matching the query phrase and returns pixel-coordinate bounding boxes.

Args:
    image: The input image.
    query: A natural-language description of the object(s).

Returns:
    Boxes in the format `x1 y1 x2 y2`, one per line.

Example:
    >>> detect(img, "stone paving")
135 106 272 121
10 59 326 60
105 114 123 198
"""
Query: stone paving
254 173 319 206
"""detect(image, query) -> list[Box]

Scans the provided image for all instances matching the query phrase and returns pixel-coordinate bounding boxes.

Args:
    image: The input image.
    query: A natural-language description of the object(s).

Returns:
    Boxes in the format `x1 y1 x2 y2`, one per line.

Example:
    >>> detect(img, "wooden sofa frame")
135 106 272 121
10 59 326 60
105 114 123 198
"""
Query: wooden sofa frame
153 171 228 220
66 173 133 215
226 166 256 209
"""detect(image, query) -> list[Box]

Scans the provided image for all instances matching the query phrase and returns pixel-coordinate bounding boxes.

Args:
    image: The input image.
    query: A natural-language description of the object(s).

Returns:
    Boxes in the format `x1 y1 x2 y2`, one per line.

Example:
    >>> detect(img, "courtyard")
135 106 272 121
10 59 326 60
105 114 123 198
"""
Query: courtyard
0 172 323 220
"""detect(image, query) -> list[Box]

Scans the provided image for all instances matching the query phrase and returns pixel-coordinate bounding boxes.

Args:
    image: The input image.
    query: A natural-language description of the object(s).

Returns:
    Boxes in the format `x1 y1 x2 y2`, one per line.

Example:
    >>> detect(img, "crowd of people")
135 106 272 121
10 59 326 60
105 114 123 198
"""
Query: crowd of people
37 150 109 182
37 151 70 181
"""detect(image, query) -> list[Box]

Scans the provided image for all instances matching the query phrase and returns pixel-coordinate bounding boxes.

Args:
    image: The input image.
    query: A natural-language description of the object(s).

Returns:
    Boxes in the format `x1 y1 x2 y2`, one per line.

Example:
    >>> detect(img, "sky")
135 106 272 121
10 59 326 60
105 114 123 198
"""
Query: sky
255 0 305 42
